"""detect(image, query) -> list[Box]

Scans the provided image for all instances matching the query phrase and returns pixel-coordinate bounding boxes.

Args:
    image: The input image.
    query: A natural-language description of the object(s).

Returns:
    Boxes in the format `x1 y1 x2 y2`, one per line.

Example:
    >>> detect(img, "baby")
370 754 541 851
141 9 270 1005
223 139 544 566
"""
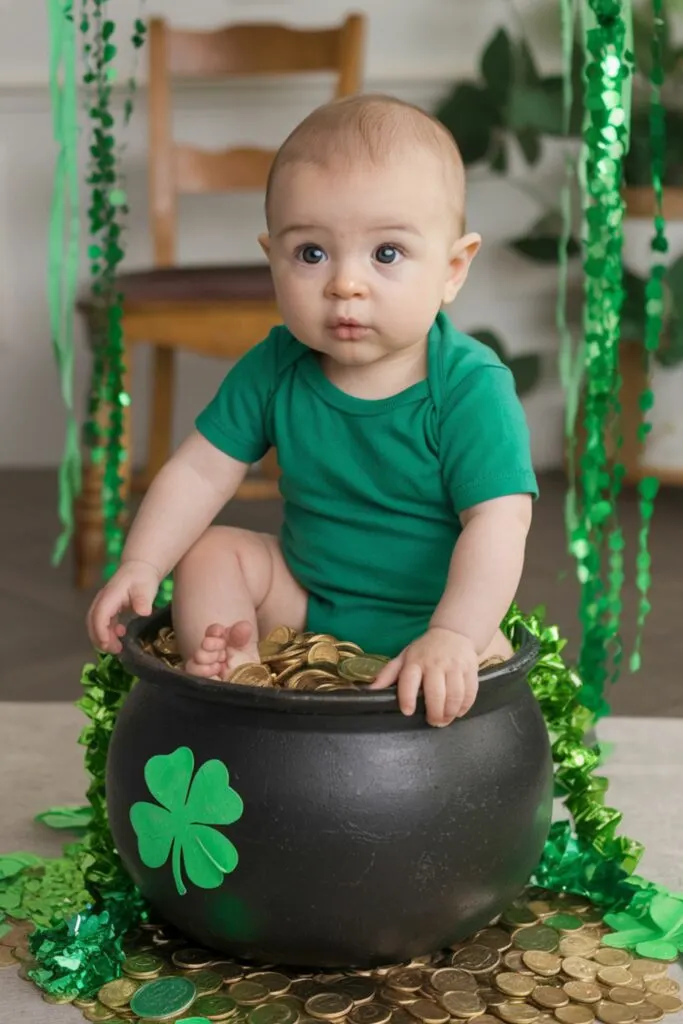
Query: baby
88 93 537 728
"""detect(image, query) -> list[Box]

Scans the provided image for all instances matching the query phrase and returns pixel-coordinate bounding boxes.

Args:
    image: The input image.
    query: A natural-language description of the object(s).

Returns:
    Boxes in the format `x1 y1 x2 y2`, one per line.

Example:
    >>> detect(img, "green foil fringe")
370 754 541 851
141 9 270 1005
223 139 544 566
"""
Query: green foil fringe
1 605 676 998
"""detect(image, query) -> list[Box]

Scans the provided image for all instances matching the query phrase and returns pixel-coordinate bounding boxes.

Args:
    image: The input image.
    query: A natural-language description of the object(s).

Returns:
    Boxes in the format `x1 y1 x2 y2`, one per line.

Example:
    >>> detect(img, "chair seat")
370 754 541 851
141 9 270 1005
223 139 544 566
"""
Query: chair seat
78 263 275 310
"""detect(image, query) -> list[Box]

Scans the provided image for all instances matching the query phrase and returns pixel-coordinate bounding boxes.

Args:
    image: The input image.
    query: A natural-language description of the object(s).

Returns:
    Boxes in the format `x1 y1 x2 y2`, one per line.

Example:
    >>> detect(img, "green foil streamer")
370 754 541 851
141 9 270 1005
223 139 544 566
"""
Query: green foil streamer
79 3 146 580
571 0 633 715
629 0 666 672
47 0 82 564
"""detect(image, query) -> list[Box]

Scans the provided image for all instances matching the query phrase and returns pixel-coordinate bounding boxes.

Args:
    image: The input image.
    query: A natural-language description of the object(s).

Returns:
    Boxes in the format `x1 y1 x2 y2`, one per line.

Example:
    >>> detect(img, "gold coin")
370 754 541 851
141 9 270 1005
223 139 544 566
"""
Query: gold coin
99 978 140 1009
42 992 76 1004
291 981 325 1000
407 998 450 1024
387 969 424 993
504 951 535 974
528 901 555 918
230 981 271 1005
645 980 680 997
514 926 560 953
554 1006 596 1024
563 982 603 1005
430 968 477 993
503 905 538 929
438 991 486 1018
522 951 562 976
333 976 376 1004
122 952 166 979
380 986 418 1006
338 656 387 683
475 928 512 951
308 642 339 665
562 958 599 982
629 963 666 982
635 1003 664 1023
609 989 646 1007
595 1001 636 1024
170 947 215 970
496 1002 539 1024
83 1005 117 1023
560 936 600 958
212 961 244 984
478 988 508 1007
267 626 297 644
305 993 354 1020
247 1003 300 1024
336 642 364 656
594 950 631 968
647 994 683 1014
247 972 292 996
348 1004 392 1024
472 1017 500 1024
185 969 224 995
229 663 273 686
74 998 99 1011
598 969 634 988
532 986 569 1009
451 944 501 974
495 973 537 998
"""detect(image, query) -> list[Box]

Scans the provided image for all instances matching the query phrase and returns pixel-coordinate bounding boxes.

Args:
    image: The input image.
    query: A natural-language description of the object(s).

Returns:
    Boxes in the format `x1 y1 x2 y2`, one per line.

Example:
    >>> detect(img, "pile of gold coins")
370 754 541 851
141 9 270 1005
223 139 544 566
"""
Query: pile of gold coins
144 625 392 691
4 888 682 1024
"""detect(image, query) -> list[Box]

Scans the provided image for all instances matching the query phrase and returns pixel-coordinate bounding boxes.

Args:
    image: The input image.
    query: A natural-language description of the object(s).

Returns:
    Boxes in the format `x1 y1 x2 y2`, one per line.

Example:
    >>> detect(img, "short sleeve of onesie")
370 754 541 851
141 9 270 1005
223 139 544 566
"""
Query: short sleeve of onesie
194 328 285 464
440 363 539 514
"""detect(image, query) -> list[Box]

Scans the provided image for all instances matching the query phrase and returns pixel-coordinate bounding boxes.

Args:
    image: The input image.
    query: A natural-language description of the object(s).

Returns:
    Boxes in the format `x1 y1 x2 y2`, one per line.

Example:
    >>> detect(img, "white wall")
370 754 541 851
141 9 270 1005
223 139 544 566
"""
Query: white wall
0 0 578 470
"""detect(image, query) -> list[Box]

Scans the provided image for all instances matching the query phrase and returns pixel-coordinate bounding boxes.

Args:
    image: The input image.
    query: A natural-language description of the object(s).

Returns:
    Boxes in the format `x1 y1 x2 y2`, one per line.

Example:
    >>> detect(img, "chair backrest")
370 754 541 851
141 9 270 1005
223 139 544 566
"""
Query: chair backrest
148 15 366 265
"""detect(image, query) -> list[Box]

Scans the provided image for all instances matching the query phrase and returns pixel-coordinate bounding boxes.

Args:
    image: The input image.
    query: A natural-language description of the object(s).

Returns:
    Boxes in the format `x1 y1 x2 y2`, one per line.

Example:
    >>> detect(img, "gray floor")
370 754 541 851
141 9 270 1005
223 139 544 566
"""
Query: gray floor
1 469 682 712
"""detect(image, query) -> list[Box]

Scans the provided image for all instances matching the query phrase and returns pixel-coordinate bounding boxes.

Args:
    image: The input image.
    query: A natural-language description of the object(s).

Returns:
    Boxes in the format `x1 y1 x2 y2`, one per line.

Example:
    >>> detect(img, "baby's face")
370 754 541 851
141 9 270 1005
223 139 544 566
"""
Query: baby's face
261 153 478 368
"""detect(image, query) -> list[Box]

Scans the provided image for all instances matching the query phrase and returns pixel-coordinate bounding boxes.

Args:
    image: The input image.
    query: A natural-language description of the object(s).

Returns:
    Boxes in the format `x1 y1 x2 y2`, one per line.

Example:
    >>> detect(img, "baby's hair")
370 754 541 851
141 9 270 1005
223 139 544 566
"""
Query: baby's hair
265 93 466 233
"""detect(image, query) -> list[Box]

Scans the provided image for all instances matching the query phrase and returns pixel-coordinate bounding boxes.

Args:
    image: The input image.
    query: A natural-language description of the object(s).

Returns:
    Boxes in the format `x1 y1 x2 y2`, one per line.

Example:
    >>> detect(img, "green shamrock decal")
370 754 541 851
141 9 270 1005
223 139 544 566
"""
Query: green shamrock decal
130 747 244 896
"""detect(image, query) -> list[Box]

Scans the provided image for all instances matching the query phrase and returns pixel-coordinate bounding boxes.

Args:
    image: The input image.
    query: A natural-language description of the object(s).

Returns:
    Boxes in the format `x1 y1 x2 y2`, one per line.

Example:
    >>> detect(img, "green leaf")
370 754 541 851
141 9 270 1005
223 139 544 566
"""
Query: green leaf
508 80 565 135
509 354 541 395
0 853 43 880
509 212 581 264
35 806 92 832
130 802 175 869
436 83 499 165
601 927 658 948
516 37 541 87
515 127 541 165
185 761 244 826
480 28 513 109
648 894 683 937
182 825 239 889
144 747 195 811
635 939 680 960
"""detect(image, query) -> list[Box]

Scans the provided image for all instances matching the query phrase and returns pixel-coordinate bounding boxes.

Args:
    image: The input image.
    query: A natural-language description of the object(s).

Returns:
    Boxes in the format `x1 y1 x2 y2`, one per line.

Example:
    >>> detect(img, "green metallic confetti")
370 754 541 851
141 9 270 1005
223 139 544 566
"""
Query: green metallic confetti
28 909 125 998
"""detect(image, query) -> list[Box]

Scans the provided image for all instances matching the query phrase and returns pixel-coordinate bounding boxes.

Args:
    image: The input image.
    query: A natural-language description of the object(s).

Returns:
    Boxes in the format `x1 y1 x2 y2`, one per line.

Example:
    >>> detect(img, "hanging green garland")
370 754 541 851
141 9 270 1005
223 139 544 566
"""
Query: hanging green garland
78 0 146 580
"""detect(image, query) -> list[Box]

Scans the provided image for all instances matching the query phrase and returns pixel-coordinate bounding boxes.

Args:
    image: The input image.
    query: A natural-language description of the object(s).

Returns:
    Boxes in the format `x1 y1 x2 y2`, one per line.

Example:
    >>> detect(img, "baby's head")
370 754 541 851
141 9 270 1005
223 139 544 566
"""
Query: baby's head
260 94 480 368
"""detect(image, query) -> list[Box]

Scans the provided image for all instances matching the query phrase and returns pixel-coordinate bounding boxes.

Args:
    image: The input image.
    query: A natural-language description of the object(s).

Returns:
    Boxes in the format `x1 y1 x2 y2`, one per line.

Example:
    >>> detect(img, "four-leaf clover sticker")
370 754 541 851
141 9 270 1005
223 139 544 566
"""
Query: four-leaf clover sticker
130 746 244 896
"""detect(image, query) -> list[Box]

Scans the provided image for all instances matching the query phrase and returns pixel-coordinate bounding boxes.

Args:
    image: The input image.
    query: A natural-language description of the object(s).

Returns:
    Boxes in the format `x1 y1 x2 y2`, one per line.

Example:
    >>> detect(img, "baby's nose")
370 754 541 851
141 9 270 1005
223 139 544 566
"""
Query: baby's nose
325 266 368 299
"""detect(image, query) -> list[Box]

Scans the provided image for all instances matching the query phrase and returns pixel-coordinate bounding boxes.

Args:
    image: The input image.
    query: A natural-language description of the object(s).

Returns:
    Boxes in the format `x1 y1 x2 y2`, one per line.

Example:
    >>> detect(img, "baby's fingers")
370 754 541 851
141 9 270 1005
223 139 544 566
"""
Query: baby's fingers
423 668 448 726
370 651 405 690
396 662 423 716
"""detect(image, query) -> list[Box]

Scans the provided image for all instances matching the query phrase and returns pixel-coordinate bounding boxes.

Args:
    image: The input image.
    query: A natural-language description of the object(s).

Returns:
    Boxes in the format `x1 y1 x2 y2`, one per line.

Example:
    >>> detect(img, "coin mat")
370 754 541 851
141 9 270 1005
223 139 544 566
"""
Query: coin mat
143 625 506 690
3 889 681 1024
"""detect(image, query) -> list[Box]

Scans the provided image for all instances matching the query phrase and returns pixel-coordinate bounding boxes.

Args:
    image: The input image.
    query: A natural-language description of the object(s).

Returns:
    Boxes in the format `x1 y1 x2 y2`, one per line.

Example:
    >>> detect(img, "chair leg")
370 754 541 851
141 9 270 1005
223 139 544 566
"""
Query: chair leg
74 340 134 589
134 345 175 493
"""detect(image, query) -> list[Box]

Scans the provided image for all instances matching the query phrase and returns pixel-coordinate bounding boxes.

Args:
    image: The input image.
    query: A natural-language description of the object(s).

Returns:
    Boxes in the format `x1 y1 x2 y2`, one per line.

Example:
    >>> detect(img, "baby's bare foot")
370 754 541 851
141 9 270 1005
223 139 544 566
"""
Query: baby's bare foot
185 621 260 680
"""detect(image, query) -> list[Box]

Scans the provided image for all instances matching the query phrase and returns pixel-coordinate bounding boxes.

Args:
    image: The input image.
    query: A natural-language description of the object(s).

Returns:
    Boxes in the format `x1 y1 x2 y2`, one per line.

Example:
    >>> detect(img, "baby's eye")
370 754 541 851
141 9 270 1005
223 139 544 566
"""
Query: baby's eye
374 244 402 265
296 245 327 264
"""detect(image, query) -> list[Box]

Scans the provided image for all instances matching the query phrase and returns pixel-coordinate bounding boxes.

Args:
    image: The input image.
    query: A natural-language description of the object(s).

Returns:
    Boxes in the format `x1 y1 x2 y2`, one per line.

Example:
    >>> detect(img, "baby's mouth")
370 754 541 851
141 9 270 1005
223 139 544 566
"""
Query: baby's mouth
328 318 370 341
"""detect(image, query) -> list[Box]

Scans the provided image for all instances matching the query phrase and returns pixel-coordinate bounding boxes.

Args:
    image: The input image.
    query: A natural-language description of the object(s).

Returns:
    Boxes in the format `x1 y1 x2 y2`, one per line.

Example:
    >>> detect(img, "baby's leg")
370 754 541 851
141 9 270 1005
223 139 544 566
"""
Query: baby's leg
173 526 307 679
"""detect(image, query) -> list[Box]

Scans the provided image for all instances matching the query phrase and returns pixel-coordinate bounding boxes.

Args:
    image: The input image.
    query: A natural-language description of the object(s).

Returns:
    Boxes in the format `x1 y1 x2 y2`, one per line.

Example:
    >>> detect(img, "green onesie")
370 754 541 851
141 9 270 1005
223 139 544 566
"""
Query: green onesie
195 312 538 657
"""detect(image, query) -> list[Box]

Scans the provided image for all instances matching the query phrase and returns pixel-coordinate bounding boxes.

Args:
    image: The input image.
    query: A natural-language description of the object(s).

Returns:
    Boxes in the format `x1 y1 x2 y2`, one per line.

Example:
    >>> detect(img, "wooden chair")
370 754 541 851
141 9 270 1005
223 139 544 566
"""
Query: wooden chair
74 13 365 588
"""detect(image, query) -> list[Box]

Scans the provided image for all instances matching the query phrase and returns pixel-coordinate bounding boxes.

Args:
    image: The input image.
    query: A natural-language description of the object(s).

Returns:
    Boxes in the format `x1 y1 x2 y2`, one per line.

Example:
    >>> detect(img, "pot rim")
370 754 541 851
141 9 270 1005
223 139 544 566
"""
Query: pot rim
119 607 540 717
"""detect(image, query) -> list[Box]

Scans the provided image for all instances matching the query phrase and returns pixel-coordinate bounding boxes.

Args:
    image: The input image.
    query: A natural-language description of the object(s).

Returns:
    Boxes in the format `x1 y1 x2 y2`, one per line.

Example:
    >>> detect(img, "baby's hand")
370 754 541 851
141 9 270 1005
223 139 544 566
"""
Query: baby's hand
370 627 479 727
87 559 161 654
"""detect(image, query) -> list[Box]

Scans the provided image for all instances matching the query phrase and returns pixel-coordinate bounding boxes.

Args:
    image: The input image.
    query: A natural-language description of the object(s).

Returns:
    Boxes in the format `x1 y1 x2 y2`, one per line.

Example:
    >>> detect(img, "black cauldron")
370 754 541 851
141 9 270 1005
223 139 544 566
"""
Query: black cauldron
108 607 553 967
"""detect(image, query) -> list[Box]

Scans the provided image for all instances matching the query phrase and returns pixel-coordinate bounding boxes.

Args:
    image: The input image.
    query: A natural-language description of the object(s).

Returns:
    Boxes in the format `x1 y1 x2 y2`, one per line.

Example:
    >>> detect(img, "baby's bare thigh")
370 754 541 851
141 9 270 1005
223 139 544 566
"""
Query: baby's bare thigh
244 531 308 636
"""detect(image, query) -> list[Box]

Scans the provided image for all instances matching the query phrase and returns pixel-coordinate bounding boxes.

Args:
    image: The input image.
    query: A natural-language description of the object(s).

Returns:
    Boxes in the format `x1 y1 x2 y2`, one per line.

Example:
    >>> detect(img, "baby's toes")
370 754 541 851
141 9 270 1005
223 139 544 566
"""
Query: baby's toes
201 634 227 655
186 654 221 678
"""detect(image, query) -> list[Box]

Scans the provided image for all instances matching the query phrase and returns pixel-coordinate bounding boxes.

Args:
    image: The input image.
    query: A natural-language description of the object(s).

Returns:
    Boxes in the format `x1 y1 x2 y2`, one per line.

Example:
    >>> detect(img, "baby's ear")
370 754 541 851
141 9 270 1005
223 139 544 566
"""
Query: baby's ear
258 232 271 258
443 232 481 305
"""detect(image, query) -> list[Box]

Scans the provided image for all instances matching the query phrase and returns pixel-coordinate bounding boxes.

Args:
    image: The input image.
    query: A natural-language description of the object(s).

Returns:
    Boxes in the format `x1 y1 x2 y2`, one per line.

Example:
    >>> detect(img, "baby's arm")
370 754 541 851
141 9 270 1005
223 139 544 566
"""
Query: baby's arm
371 493 532 726
87 430 249 652
429 492 532 651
